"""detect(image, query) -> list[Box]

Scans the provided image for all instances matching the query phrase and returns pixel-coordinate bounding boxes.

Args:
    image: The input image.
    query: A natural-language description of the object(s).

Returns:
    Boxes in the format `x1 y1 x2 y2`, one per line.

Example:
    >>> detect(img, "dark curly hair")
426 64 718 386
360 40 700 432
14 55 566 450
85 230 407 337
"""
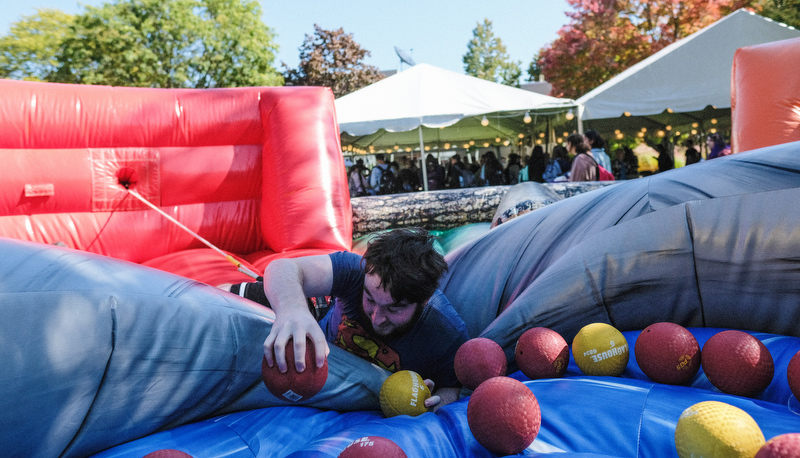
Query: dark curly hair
362 228 447 305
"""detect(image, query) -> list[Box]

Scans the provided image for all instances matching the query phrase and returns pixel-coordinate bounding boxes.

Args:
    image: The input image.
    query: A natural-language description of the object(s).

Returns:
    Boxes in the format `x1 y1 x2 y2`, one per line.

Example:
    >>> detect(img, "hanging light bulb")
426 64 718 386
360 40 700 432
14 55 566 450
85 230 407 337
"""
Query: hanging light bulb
523 111 532 124
481 115 489 126
518 133 524 138
565 109 575 121
444 143 450 149
495 137 501 143
483 142 489 147
711 118 718 124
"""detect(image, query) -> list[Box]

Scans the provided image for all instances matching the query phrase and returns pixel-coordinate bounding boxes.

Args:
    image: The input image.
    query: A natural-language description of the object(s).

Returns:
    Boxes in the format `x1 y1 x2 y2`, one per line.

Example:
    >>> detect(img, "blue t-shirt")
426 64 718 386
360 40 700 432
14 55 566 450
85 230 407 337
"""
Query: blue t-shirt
318 251 468 388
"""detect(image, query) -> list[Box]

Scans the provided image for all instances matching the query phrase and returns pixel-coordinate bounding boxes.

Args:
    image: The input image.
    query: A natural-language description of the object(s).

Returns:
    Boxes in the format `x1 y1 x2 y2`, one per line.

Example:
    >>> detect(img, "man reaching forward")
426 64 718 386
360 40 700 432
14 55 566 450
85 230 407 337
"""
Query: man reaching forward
226 228 469 410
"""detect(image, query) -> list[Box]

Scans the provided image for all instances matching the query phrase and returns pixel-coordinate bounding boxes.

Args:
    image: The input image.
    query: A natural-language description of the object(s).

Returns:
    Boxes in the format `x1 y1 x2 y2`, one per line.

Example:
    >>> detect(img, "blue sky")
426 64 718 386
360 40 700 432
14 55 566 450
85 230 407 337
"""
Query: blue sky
3 0 572 76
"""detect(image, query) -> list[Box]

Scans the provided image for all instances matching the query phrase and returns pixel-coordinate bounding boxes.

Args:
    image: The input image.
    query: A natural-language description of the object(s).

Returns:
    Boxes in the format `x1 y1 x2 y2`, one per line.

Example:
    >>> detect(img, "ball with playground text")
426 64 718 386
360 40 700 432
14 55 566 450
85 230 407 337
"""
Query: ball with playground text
634 322 700 385
379 370 431 417
261 337 328 402
454 337 507 390
338 436 408 458
675 401 765 458
467 376 541 456
701 330 774 397
515 327 569 379
572 322 629 376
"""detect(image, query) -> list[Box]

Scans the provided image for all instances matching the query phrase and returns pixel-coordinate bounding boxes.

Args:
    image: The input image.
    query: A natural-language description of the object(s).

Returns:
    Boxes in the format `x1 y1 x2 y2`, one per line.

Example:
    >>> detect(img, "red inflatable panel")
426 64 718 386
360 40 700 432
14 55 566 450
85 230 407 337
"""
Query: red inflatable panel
260 88 352 253
731 37 800 153
0 80 263 149
0 80 351 284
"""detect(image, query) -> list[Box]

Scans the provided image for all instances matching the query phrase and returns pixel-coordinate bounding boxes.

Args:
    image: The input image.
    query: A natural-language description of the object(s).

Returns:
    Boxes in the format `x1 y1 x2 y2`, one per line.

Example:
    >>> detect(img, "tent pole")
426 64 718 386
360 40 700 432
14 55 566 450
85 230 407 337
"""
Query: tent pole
577 105 585 135
419 126 429 191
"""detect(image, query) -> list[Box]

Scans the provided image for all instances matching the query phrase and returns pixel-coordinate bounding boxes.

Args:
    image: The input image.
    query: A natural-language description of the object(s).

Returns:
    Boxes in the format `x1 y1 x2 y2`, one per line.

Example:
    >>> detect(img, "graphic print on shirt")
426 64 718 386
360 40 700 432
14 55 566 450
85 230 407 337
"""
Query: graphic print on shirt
336 314 401 372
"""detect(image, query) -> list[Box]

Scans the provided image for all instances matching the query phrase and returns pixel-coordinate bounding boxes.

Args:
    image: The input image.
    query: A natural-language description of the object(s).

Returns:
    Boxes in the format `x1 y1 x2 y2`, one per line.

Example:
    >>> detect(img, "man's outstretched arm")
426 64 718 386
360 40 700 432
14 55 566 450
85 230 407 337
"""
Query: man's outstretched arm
262 255 333 373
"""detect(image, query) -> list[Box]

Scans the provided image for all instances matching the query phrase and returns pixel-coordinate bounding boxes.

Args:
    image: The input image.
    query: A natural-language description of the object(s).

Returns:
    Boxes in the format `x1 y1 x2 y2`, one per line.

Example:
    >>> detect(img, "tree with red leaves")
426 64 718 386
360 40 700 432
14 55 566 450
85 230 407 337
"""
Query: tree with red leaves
532 0 759 98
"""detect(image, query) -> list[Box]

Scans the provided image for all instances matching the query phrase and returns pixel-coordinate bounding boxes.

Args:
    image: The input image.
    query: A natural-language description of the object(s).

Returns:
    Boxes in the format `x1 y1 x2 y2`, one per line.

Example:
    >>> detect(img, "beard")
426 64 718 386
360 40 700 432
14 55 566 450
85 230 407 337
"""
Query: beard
358 302 424 342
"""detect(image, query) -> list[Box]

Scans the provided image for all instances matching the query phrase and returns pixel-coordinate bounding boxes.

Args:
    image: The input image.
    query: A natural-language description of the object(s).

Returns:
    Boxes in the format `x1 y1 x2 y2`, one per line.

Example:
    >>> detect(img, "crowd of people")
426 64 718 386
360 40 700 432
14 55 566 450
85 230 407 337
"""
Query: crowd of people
347 131 731 197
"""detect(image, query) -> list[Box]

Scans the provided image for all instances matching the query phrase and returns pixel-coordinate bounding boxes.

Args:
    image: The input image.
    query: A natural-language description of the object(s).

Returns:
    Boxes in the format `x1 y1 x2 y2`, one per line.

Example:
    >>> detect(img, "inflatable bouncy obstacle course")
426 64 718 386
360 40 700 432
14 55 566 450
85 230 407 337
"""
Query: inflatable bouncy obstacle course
0 79 352 287
6 35 800 456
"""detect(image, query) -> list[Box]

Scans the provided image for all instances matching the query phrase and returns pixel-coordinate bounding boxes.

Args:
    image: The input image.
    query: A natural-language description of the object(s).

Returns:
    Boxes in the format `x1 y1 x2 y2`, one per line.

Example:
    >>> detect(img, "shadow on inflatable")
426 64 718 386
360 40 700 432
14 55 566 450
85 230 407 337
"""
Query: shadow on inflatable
4 141 800 457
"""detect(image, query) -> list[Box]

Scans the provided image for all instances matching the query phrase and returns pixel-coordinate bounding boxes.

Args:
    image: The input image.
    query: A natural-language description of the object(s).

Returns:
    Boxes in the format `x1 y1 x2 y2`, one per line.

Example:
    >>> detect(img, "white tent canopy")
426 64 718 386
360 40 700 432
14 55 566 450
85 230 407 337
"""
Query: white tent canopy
577 10 800 125
336 63 576 143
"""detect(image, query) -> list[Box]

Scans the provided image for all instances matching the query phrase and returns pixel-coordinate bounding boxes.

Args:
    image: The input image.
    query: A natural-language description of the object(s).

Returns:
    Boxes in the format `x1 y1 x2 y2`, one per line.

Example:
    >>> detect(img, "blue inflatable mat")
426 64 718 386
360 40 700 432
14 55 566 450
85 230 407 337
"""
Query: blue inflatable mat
94 328 800 457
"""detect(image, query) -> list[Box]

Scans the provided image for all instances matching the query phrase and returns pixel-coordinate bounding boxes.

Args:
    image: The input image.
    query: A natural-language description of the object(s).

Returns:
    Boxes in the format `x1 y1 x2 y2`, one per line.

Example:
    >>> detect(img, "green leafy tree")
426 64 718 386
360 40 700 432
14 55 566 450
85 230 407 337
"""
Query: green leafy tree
283 24 384 98
0 9 74 81
463 18 522 86
53 0 281 88
757 0 800 28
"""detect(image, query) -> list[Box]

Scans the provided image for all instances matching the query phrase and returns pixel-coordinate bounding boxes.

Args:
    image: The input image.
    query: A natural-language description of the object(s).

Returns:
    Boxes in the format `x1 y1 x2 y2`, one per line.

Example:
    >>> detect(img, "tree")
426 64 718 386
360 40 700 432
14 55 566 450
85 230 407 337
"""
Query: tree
533 0 759 98
283 25 384 98
757 0 800 28
0 9 74 81
463 19 522 86
53 0 281 88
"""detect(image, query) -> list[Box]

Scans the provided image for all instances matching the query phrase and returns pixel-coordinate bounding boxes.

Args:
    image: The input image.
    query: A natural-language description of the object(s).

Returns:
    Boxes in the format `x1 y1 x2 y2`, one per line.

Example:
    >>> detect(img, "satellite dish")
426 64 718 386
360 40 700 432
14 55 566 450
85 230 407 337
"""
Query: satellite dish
394 46 416 67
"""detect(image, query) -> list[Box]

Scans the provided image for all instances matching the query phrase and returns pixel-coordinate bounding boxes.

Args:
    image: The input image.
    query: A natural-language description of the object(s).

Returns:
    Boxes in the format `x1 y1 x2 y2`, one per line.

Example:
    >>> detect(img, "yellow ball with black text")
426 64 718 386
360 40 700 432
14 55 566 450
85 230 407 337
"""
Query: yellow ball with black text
379 370 431 417
572 323 629 376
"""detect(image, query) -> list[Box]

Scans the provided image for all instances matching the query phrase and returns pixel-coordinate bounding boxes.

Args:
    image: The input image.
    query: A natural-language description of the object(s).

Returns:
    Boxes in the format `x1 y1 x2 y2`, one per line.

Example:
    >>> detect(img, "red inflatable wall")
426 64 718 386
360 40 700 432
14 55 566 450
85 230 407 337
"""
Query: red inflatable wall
0 79 352 285
731 37 800 153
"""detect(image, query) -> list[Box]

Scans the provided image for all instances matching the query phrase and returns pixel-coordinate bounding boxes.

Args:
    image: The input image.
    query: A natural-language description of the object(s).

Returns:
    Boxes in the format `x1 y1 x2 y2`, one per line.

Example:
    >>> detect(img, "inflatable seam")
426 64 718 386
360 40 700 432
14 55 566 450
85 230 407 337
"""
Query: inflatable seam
62 295 117 457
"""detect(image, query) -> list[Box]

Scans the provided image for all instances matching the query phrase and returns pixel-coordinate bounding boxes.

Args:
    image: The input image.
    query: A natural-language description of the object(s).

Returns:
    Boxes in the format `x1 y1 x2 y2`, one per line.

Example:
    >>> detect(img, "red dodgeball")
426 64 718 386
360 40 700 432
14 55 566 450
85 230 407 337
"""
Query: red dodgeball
515 327 569 379
338 436 408 458
701 330 774 397
787 351 800 403
261 337 328 402
755 433 800 458
143 451 193 458
454 337 507 390
634 322 700 385
467 377 541 456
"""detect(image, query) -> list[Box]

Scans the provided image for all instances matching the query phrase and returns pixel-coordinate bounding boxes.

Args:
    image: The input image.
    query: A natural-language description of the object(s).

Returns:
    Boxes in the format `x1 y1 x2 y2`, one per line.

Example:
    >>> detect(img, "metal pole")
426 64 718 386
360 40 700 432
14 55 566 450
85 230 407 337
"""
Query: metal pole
419 126 429 191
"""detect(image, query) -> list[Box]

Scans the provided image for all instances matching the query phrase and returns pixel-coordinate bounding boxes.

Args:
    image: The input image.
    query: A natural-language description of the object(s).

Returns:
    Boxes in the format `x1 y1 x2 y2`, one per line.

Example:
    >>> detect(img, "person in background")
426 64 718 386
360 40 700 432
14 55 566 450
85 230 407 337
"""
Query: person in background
445 154 465 188
623 146 639 178
505 153 522 185
526 145 547 183
425 154 446 190
611 148 627 180
706 133 731 160
368 154 390 195
348 159 369 196
684 139 702 165
567 133 597 182
584 130 612 172
480 150 505 186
